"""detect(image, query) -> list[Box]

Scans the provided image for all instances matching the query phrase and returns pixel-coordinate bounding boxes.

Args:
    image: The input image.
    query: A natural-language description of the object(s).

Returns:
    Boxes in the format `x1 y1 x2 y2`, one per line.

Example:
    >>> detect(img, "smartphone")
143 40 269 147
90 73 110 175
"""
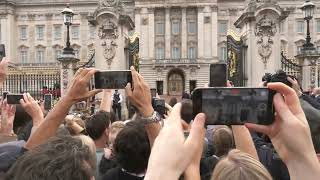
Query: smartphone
2 92 8 100
209 63 227 87
7 94 24 104
150 88 157 98
152 98 165 117
192 88 275 125
44 94 52 110
0 44 5 61
94 70 132 89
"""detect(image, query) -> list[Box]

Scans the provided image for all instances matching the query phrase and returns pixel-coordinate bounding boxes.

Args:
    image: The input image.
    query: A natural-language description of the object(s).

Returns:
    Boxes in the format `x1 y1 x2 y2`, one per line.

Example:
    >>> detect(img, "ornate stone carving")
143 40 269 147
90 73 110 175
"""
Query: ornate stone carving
99 0 122 9
98 19 119 66
255 15 277 67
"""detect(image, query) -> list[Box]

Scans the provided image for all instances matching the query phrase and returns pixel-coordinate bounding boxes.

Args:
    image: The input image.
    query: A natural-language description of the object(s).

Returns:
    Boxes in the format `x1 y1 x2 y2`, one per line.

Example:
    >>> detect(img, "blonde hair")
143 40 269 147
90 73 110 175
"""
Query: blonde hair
213 126 234 157
212 149 272 180
75 135 97 171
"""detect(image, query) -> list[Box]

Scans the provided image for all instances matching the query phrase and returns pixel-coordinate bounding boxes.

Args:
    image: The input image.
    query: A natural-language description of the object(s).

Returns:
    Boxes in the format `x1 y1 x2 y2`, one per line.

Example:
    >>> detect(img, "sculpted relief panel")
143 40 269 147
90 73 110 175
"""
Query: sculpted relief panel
255 14 277 68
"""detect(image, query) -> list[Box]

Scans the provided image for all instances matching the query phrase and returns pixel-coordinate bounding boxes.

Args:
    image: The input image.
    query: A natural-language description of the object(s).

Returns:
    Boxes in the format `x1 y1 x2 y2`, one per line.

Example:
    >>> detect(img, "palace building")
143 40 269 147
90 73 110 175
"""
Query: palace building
1 0 320 97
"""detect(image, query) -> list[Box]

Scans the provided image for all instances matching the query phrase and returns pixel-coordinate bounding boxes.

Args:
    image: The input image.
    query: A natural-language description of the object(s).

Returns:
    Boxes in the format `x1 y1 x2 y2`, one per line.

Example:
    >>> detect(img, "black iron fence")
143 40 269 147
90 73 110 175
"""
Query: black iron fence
1 72 61 100
281 51 303 82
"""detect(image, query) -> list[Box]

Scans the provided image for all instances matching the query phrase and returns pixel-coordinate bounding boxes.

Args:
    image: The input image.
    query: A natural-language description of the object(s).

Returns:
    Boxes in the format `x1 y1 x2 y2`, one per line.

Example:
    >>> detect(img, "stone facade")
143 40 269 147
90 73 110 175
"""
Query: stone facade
1 0 320 95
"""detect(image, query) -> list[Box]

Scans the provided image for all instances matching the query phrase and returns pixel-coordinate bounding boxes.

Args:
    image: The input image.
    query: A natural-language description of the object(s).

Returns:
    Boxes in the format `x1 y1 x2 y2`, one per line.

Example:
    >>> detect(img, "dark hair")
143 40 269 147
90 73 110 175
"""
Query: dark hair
182 92 191 99
181 99 193 124
169 97 178 107
6 136 94 180
114 121 150 174
86 111 111 140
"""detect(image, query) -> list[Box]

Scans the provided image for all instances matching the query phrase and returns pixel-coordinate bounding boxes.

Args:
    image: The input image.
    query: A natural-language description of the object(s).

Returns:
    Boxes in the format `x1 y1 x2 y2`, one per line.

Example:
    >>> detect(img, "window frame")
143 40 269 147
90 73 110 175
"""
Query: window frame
36 49 45 63
53 25 62 40
36 25 45 40
156 47 165 60
218 21 228 34
187 21 196 34
20 26 28 40
296 20 305 33
219 47 227 62
71 25 80 39
316 20 320 33
188 47 196 59
20 49 28 63
155 22 165 35
171 21 180 35
172 47 181 59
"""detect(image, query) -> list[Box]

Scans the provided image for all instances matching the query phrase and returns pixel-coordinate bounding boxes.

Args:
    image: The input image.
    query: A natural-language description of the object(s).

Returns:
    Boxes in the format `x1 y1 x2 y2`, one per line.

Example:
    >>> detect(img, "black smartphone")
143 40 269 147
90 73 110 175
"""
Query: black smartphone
150 88 157 98
192 88 275 125
2 92 8 100
0 44 5 61
152 98 165 117
94 70 132 89
209 63 227 87
44 94 52 110
7 94 24 104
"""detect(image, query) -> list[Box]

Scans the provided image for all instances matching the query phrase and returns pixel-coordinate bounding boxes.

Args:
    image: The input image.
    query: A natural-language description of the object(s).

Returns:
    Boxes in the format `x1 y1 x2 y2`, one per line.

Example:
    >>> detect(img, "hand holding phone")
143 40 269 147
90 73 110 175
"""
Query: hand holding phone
192 87 275 125
94 70 132 89
7 94 24 105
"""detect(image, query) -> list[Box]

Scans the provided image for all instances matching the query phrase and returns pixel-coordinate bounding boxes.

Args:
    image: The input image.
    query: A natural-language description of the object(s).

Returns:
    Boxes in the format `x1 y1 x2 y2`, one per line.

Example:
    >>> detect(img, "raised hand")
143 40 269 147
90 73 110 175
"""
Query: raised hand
0 57 9 85
246 82 320 180
20 93 44 127
65 68 102 103
0 100 16 136
125 66 153 117
145 103 206 180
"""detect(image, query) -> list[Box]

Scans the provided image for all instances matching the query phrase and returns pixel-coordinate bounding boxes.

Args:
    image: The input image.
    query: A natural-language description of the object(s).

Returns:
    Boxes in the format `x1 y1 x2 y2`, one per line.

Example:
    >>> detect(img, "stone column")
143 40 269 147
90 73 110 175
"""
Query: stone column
302 59 311 90
148 8 155 59
197 7 204 59
60 61 77 96
140 8 149 59
203 6 212 58
165 8 171 59
211 6 218 59
181 7 187 59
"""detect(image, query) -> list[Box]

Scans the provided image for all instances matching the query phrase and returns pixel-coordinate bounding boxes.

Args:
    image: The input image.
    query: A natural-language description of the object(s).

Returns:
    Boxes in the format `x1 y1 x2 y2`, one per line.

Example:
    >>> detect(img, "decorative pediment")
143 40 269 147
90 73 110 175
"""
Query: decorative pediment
52 44 64 49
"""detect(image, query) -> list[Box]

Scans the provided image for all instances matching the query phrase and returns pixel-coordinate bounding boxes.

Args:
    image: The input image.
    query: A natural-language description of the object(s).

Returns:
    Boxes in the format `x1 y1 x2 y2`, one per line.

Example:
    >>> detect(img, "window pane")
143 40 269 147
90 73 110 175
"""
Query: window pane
89 26 96 39
54 25 62 40
156 23 164 35
219 47 227 61
37 50 45 63
172 47 180 59
317 20 320 33
296 21 304 33
72 26 80 39
36 26 44 40
218 21 228 34
20 50 28 63
55 50 62 59
188 47 196 59
156 47 164 59
74 49 79 58
20 26 27 40
172 22 180 34
188 22 196 34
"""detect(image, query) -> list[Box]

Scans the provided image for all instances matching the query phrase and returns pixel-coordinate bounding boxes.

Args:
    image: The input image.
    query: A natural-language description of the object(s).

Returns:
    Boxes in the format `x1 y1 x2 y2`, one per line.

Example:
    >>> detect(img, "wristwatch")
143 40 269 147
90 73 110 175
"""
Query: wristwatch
140 111 162 124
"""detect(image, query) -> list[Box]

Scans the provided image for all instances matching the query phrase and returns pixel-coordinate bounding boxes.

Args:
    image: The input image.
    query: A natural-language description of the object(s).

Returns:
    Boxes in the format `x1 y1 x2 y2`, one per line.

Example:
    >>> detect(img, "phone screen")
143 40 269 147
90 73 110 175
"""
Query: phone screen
44 94 52 110
94 71 132 89
193 88 274 125
152 98 165 117
7 94 24 105
0 44 5 61
209 64 227 87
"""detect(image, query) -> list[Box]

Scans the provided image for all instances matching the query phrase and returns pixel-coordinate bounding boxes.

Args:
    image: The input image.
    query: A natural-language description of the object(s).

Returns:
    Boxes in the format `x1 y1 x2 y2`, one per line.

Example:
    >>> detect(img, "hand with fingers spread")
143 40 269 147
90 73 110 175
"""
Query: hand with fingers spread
287 76 302 97
245 82 320 180
65 68 102 104
125 66 153 117
0 58 9 85
20 93 44 127
144 103 206 180
0 101 16 136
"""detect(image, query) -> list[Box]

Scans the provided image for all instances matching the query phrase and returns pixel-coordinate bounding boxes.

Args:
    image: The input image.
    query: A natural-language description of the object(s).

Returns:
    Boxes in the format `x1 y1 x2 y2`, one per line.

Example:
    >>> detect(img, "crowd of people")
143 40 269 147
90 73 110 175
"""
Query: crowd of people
0 57 320 180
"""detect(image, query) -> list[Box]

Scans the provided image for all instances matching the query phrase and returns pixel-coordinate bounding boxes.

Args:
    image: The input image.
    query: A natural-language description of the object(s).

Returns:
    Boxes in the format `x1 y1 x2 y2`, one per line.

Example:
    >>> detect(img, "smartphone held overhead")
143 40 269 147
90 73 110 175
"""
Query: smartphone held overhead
94 70 132 89
7 94 24 105
209 63 227 87
192 87 275 125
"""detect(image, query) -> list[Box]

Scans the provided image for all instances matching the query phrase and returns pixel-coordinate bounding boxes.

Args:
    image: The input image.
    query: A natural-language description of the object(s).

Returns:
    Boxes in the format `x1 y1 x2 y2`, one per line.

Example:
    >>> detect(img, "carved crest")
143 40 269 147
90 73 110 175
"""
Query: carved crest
255 15 277 68
99 0 123 11
98 19 119 66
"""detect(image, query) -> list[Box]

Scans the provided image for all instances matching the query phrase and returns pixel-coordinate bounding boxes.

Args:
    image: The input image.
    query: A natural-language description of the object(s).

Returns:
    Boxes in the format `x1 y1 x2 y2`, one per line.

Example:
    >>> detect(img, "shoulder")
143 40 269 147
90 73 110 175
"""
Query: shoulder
100 167 120 180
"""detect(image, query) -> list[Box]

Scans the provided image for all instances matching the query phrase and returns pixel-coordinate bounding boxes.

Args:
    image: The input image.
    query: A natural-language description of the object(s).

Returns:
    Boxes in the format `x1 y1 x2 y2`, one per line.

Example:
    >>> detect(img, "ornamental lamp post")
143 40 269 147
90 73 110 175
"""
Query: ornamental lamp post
295 0 320 90
300 0 316 50
58 4 79 97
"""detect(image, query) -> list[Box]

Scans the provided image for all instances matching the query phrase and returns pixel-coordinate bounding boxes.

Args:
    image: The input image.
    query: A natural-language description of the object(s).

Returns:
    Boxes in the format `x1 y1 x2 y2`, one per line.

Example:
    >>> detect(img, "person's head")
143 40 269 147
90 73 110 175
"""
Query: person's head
181 99 193 124
6 136 96 180
169 97 178 107
212 126 234 157
109 121 125 147
115 89 119 94
114 121 150 174
182 92 191 99
211 150 272 180
85 111 111 141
